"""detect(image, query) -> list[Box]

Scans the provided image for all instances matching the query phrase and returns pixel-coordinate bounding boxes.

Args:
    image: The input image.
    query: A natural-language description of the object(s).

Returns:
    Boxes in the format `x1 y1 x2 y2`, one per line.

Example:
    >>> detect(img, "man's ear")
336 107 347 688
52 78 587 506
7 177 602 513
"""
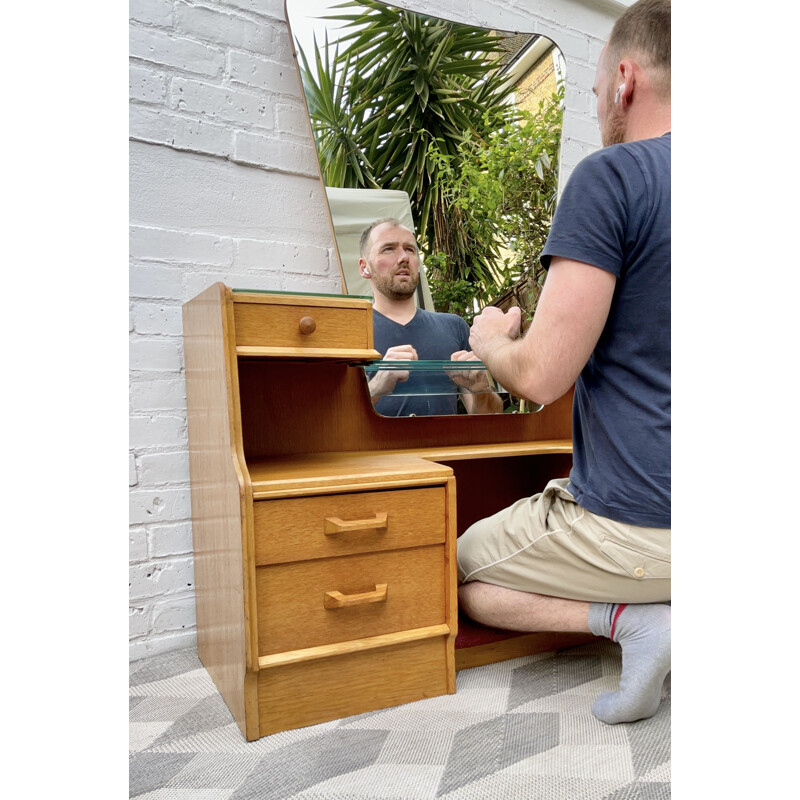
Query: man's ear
359 257 371 278
616 60 635 107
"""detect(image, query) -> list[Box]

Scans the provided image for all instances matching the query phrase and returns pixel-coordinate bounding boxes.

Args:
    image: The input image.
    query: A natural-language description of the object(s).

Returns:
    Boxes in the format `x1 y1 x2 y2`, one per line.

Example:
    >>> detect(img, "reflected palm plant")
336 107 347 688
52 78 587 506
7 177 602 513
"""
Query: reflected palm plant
297 0 561 315
297 33 377 189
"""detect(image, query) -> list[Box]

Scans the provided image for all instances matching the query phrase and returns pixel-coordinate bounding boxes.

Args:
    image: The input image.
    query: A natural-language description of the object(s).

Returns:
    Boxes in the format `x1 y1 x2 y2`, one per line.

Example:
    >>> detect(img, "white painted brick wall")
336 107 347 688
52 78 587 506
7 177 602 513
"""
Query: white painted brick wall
128 0 629 660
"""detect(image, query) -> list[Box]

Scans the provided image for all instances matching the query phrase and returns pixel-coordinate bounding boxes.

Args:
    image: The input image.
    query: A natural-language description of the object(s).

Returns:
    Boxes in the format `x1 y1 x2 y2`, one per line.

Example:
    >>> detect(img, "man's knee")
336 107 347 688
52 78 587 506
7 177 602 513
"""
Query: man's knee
457 580 486 620
457 580 512 626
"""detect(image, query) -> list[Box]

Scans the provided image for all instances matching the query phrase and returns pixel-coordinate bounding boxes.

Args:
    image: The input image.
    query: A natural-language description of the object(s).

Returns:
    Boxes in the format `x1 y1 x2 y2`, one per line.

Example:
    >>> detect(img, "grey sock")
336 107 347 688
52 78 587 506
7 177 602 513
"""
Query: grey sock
587 602 671 724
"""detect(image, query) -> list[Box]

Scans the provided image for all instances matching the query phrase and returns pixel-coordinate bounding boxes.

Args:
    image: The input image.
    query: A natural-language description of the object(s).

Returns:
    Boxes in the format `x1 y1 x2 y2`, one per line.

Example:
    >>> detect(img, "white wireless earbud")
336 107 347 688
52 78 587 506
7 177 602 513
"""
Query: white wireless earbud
364 270 371 277
615 83 626 104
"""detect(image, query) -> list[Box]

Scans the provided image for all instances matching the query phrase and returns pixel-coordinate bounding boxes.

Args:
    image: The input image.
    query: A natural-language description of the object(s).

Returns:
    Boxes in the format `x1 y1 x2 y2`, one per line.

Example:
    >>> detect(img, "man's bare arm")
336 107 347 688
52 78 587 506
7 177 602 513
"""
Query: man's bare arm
469 258 616 405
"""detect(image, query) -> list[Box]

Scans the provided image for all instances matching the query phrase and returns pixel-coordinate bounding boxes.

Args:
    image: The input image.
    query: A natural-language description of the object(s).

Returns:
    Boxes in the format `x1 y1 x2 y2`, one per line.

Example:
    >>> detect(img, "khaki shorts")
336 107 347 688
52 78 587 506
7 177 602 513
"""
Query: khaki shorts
457 478 670 603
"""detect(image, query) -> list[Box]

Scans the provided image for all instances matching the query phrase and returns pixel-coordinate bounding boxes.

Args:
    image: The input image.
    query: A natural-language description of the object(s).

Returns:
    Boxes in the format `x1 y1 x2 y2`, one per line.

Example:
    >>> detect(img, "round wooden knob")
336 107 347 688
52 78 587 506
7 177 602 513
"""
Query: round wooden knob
298 316 317 335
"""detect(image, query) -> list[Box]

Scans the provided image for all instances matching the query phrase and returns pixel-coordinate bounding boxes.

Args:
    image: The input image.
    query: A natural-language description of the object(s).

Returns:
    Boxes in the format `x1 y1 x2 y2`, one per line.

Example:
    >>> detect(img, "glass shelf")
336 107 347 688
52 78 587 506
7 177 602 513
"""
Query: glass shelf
365 360 488 370
363 360 498 397
360 360 543 416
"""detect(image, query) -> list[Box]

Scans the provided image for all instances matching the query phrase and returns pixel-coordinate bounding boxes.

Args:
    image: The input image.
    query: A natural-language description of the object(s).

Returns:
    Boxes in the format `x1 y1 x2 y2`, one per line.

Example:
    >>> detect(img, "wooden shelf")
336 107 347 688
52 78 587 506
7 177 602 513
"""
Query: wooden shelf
246 443 571 498
248 452 453 499
356 439 573 463
236 346 381 361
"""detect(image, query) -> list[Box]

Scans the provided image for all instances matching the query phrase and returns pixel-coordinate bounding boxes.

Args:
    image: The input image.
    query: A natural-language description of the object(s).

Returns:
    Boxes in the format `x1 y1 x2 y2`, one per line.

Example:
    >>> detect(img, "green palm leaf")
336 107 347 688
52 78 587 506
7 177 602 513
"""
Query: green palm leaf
299 0 561 315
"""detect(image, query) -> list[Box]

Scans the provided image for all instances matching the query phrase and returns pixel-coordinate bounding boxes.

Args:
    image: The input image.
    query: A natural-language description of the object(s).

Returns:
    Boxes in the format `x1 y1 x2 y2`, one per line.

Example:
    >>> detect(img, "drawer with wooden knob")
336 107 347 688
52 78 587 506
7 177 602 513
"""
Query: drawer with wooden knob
232 292 375 355
256 545 445 656
253 486 446 565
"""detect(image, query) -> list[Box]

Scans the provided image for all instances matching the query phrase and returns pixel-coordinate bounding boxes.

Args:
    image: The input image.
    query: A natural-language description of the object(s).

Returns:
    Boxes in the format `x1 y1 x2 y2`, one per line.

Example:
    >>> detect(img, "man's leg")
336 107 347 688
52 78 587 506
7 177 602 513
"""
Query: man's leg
458 580 590 633
459 581 671 725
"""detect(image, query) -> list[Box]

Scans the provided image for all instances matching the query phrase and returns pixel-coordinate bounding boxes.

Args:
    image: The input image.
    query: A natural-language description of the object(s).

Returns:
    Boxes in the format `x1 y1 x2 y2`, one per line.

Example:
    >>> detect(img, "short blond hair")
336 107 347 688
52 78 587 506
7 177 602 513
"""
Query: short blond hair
359 218 411 258
607 0 670 100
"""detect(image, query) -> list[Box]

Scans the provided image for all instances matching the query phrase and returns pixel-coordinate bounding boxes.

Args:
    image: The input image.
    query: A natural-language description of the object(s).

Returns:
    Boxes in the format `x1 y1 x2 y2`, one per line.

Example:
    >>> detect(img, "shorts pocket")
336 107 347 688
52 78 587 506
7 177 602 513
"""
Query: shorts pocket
600 538 670 581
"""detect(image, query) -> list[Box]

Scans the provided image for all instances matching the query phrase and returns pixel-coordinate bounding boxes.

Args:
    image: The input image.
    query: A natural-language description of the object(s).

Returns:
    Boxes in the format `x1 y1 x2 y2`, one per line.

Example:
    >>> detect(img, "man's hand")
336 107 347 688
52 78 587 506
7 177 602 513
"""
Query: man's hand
447 349 504 415
468 306 522 361
368 344 417 399
466 260 616 406
447 350 491 393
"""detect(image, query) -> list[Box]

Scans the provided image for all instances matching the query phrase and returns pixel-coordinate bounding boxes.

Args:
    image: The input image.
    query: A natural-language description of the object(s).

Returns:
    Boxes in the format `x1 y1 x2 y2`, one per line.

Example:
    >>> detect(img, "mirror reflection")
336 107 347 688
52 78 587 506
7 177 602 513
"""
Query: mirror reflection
365 360 516 417
287 0 563 416
360 217 504 417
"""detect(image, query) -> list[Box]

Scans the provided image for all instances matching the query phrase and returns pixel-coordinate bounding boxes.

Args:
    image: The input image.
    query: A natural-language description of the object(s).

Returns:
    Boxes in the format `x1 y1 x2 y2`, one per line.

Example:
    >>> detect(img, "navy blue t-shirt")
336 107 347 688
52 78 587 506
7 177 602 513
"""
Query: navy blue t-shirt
371 308 471 416
541 134 670 528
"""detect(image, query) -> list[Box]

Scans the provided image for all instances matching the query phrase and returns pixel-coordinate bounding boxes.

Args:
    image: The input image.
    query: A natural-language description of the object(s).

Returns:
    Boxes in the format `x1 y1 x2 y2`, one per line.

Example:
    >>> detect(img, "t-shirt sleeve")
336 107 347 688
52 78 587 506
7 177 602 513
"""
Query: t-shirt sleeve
540 148 641 278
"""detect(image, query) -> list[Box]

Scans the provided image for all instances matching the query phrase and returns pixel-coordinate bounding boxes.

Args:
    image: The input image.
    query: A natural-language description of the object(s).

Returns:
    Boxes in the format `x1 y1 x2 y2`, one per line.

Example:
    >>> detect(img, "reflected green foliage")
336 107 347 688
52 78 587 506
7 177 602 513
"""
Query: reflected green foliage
297 0 562 317
427 88 564 318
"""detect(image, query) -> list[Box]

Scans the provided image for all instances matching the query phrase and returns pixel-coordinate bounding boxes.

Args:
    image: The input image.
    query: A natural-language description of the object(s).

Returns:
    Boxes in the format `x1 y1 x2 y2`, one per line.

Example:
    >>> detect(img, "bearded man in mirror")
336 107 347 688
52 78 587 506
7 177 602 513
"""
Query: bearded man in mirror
458 0 672 725
359 218 503 416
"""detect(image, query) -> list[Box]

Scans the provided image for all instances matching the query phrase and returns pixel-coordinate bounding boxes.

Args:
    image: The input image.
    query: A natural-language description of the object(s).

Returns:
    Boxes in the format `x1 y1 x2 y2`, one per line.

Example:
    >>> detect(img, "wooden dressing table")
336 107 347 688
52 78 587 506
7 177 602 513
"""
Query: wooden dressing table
183 284 595 741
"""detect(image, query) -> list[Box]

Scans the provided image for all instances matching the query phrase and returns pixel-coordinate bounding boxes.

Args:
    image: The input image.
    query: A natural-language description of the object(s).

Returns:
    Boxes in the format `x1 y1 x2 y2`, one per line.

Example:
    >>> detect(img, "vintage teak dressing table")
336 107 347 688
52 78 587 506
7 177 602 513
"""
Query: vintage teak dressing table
183 283 595 740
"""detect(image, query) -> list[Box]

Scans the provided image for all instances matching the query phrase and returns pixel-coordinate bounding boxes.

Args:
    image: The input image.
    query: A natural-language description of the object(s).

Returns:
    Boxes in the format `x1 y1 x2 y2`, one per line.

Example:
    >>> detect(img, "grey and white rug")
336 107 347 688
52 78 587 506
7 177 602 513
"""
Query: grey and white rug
130 641 670 799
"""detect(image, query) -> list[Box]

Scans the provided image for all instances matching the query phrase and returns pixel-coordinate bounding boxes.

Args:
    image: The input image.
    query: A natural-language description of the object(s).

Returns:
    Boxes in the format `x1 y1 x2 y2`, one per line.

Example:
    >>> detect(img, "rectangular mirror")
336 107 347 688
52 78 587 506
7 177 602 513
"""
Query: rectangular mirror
286 0 566 416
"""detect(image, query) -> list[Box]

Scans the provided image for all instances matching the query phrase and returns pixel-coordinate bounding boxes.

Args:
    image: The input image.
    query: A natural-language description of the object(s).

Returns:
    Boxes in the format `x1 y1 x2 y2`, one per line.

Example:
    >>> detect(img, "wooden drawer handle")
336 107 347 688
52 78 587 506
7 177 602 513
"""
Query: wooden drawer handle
324 512 388 535
298 316 317 335
324 583 388 609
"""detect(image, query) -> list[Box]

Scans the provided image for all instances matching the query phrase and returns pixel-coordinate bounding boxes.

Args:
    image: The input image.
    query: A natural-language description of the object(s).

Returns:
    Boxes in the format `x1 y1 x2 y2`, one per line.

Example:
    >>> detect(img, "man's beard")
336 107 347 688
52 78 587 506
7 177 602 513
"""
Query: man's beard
372 268 419 300
601 94 627 147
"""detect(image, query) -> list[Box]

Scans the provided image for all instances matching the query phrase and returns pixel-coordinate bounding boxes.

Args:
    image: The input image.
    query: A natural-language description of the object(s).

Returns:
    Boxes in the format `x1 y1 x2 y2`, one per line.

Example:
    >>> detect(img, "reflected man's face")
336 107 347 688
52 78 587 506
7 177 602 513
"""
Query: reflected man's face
363 223 420 300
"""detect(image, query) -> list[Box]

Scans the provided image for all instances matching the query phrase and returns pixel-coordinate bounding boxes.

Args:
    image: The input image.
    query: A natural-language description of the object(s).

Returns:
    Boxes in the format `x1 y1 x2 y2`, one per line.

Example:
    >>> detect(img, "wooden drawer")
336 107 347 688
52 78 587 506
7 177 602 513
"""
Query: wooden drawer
254 486 445 565
233 297 371 350
257 636 451 736
257 545 445 655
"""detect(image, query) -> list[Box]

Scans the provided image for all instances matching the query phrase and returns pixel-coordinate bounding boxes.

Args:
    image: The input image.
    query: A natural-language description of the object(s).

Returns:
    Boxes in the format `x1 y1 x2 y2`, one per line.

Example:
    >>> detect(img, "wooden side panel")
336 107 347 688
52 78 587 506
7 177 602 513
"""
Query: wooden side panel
443 476 458 693
257 637 450 736
182 283 256 739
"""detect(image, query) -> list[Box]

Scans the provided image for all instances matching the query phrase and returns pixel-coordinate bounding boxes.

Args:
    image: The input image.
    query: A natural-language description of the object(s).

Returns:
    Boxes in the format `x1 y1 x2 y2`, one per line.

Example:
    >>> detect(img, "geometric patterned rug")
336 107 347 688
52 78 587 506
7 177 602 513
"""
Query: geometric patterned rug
130 641 670 799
